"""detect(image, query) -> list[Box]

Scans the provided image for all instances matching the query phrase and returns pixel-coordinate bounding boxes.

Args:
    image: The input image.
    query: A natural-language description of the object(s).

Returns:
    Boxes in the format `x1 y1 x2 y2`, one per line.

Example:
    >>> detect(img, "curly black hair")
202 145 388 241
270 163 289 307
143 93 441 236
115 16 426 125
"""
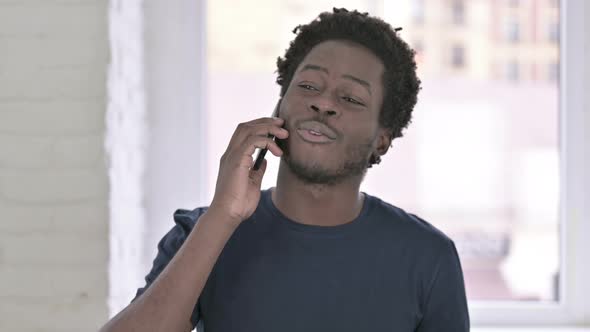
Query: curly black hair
276 8 421 165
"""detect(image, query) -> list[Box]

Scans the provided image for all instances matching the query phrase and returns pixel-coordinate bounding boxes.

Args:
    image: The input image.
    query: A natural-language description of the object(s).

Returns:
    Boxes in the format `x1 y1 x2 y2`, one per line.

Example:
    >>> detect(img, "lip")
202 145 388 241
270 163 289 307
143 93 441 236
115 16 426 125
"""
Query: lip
298 121 337 139
296 128 336 144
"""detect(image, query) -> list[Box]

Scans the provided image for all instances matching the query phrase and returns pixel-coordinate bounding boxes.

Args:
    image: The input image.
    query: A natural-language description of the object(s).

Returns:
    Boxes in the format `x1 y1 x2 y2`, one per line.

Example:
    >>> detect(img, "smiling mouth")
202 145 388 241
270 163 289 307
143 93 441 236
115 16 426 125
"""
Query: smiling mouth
296 129 335 144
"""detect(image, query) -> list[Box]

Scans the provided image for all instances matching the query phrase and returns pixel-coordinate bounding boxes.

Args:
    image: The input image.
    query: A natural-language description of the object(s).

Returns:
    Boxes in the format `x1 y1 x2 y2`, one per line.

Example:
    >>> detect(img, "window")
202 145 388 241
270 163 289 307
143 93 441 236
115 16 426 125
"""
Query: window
451 44 465 68
549 62 559 82
506 19 520 42
411 0 425 25
548 21 560 43
197 0 589 326
506 60 520 81
451 0 465 25
208 0 559 305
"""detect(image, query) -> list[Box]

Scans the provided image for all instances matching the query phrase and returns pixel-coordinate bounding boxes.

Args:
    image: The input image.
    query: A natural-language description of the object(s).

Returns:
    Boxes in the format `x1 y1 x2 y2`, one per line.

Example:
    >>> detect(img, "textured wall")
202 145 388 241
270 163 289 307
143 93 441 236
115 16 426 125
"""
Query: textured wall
0 0 109 331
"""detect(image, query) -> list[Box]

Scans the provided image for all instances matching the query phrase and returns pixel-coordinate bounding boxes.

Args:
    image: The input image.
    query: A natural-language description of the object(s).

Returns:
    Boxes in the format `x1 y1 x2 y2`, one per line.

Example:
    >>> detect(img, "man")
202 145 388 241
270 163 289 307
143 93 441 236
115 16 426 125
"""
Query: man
101 8 469 332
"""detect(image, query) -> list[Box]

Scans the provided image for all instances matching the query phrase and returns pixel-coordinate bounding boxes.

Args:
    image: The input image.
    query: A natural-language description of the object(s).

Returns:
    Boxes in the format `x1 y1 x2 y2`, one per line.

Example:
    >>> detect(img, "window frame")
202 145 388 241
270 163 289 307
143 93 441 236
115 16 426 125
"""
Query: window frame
467 0 590 326
188 0 589 327
385 0 588 327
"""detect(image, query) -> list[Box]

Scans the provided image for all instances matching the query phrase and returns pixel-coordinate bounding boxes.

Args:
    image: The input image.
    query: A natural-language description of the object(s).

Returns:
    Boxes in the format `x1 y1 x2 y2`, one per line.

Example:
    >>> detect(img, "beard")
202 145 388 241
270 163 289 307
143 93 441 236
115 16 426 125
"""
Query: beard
276 133 374 186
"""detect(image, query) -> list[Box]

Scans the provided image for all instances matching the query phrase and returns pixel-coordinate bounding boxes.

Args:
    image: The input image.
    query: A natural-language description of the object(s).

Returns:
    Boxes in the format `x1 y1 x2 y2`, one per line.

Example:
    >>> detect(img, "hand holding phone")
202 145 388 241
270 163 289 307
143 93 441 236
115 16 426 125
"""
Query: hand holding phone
252 99 282 170
208 99 287 226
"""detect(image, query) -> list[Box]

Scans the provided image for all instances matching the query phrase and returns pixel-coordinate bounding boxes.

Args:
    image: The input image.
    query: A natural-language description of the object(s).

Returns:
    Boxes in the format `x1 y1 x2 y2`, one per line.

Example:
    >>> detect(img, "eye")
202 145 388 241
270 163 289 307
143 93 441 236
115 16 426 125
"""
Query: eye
298 83 318 91
342 96 365 106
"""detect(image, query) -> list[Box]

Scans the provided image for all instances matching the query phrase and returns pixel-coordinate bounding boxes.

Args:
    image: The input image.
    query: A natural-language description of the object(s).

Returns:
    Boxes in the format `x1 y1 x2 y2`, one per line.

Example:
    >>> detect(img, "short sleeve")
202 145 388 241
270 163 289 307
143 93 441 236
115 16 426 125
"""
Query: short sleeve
132 207 206 329
416 240 470 332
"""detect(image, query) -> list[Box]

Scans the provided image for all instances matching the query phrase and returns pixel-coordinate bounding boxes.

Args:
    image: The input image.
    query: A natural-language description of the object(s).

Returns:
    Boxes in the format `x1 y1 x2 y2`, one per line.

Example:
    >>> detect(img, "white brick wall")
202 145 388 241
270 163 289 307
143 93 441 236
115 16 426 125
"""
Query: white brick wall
0 0 109 331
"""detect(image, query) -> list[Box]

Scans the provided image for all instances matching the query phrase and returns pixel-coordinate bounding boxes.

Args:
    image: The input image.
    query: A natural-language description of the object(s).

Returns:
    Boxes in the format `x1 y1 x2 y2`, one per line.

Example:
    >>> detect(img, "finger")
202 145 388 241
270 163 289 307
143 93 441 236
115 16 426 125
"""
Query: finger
249 123 289 139
228 118 285 148
246 117 284 126
243 136 283 158
249 158 267 185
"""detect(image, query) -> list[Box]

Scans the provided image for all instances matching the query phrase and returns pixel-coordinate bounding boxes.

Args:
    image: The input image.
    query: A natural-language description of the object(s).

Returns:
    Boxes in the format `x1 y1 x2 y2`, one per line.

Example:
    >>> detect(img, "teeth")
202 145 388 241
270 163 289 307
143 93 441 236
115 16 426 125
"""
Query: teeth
309 130 322 136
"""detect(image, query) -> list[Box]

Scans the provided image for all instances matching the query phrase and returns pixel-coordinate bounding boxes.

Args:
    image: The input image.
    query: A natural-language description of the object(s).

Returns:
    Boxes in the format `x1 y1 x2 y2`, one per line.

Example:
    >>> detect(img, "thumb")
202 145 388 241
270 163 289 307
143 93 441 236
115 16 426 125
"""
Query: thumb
249 158 267 186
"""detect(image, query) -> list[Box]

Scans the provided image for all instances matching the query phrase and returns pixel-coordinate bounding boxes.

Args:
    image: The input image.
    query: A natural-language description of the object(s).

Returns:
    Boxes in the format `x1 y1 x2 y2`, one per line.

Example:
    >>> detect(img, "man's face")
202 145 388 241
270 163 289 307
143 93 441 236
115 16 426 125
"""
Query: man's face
277 40 387 185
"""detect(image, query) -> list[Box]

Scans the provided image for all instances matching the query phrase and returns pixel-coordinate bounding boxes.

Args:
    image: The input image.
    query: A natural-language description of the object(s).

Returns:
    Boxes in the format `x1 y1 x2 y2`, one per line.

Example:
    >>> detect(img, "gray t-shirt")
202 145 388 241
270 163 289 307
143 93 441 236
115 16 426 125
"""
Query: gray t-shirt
134 188 470 331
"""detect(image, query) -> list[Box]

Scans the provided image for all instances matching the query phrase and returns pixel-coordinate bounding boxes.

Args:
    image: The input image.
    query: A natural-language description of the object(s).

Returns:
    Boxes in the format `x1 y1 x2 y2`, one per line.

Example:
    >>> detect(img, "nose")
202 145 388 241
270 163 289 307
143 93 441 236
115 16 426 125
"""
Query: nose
309 95 339 117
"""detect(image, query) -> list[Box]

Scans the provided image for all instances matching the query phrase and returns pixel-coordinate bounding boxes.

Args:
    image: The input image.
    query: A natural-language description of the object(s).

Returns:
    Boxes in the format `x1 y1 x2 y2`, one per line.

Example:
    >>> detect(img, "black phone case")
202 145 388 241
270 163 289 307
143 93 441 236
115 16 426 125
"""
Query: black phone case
252 100 281 170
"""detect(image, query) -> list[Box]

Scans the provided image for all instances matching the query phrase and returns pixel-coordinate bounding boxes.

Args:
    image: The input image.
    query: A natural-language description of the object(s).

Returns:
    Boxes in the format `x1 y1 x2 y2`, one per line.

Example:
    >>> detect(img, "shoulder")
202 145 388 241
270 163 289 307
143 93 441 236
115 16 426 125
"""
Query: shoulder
367 195 465 300
367 194 454 252
158 206 209 250
172 206 209 232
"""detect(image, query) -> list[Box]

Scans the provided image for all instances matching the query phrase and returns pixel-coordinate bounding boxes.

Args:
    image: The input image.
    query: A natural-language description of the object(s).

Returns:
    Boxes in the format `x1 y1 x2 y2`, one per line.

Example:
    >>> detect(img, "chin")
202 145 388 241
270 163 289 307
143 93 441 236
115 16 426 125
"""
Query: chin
285 159 343 185
283 150 368 186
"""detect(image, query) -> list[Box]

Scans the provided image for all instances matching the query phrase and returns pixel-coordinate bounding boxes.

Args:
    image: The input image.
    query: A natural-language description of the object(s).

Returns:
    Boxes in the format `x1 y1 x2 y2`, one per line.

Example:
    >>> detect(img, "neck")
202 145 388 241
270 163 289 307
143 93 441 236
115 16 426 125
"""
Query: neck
271 161 365 227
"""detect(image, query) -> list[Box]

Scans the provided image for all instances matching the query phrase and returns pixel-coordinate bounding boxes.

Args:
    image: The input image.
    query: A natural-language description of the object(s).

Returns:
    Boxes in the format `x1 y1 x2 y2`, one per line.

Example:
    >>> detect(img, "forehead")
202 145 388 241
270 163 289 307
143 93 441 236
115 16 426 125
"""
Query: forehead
295 40 385 83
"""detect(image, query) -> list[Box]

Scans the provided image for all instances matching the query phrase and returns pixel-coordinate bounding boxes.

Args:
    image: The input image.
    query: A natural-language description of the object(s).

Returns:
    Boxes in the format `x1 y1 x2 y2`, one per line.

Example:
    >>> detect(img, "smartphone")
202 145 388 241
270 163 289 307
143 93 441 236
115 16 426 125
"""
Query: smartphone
252 99 281 171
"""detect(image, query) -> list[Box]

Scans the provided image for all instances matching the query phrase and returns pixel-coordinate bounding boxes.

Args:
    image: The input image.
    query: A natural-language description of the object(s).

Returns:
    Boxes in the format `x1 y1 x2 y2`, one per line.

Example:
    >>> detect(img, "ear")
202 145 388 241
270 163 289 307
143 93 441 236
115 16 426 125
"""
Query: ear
374 127 393 157
274 98 282 117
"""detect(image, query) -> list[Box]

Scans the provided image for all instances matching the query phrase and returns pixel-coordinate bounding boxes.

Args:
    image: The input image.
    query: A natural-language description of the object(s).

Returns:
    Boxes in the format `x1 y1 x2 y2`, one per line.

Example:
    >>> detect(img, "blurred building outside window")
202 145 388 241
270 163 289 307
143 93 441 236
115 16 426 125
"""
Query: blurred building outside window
451 0 465 25
548 21 560 43
506 20 521 42
411 0 425 25
507 60 520 81
205 0 560 306
549 62 559 83
451 44 465 68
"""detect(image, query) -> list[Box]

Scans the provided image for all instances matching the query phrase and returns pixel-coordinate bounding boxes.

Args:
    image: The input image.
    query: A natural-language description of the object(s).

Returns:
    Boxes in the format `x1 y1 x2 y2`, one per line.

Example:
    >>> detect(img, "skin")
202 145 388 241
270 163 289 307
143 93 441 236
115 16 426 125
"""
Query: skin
272 40 393 227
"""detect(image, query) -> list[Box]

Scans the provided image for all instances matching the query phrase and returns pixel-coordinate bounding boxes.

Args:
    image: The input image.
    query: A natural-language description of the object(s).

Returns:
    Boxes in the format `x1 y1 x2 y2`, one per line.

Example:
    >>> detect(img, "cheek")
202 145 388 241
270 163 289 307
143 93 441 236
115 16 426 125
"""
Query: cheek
343 118 376 139
280 95 302 118
342 125 378 150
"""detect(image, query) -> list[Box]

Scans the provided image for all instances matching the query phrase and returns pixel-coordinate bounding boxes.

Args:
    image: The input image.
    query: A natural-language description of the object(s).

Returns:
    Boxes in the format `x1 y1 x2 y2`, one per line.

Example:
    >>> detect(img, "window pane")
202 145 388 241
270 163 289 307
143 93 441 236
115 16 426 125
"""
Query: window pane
451 44 465 68
206 0 560 303
451 0 465 25
383 0 560 302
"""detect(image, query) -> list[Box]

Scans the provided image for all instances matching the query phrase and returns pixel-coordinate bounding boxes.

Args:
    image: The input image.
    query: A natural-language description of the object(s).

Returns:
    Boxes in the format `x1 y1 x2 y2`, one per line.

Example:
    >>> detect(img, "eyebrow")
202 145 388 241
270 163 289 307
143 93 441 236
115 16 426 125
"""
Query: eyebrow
299 64 372 96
